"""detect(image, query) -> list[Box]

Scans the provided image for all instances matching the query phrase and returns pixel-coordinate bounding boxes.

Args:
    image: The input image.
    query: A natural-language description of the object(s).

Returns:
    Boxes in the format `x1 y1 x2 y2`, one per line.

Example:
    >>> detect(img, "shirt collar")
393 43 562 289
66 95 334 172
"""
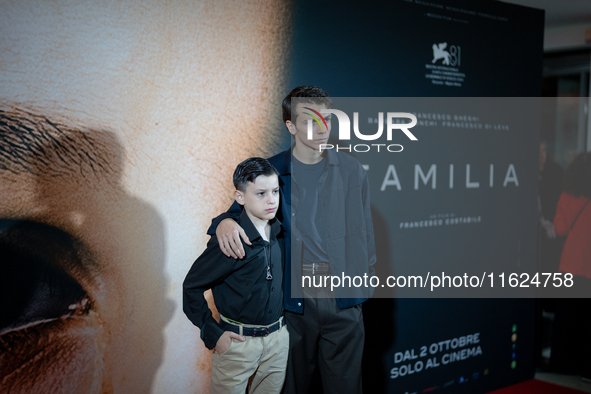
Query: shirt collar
238 208 283 242
324 146 339 166
286 143 339 175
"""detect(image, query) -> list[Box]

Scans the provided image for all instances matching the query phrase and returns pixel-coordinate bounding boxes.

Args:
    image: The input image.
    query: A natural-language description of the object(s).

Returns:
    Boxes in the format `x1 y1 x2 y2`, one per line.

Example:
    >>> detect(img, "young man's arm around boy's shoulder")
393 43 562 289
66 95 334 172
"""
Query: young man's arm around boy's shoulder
183 235 245 353
207 201 252 260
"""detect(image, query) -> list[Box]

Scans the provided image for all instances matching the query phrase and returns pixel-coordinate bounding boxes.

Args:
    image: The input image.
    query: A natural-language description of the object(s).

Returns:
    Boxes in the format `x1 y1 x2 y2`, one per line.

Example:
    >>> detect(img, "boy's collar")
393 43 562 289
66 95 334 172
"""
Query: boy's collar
238 209 282 242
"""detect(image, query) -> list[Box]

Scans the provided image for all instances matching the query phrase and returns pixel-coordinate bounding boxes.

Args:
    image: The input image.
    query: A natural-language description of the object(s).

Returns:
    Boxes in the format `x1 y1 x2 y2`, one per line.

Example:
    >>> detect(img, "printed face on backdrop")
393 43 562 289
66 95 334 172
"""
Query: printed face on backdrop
0 1 289 393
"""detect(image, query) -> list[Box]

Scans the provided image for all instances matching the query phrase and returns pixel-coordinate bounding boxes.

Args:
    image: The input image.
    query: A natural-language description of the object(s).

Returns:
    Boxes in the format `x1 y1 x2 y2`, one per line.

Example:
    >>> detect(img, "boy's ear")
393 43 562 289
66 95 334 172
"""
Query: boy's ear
234 190 245 206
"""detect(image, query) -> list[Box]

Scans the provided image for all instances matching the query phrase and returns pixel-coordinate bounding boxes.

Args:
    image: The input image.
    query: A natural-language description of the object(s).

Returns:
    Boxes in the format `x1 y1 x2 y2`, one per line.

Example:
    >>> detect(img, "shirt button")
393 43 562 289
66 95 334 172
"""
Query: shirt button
268 310 272 313
272 287 275 291
292 213 295 216
298 303 302 306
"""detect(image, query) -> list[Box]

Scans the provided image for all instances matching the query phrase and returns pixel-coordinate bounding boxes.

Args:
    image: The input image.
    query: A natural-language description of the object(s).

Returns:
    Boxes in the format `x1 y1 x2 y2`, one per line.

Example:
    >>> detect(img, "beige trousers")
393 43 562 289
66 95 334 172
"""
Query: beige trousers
210 320 289 394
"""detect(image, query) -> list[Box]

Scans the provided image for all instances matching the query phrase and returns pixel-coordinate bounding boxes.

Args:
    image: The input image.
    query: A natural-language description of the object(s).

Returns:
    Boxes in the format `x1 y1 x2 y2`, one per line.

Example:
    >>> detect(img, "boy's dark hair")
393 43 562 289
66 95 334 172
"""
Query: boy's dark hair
282 85 333 127
564 152 591 198
233 157 279 192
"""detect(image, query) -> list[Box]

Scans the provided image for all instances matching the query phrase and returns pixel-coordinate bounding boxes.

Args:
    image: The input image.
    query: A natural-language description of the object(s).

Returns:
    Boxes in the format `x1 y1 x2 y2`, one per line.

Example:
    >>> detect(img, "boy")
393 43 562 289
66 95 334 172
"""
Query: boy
183 157 288 394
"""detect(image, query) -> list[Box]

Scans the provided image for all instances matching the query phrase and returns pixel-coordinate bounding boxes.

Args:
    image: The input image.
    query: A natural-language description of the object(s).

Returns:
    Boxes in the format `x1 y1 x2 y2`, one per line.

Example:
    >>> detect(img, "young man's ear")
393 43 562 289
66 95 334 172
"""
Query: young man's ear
234 190 245 206
285 120 296 136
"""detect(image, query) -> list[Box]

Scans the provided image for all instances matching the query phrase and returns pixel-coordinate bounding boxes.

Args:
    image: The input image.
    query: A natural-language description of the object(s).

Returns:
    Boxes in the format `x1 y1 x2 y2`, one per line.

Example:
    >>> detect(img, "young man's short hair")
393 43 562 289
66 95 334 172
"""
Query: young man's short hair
233 157 279 192
281 85 333 127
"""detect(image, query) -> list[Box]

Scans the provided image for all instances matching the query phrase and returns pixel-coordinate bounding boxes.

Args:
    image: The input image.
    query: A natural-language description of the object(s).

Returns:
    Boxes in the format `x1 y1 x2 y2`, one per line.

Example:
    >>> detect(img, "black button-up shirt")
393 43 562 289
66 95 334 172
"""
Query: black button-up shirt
183 209 284 350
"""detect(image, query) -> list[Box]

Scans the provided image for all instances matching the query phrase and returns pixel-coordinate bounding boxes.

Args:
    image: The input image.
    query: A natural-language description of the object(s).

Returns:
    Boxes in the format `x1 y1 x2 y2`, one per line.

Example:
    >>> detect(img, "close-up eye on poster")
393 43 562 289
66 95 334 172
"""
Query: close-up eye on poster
1 1 590 393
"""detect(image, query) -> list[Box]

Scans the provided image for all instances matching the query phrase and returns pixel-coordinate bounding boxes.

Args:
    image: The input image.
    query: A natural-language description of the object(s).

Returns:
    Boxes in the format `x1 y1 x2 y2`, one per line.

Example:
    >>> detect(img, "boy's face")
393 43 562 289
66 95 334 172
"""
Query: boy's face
287 103 332 152
236 175 280 222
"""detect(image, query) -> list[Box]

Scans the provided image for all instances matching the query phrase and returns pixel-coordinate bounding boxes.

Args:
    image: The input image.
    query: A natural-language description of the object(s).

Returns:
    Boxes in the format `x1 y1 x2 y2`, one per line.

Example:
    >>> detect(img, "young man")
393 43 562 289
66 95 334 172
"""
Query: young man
183 157 289 394
209 86 376 393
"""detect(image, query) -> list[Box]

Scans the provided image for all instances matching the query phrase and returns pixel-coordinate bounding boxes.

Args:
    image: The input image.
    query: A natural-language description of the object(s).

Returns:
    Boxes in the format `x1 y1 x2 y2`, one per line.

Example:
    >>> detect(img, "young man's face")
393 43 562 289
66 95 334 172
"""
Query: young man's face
236 175 280 222
288 103 332 152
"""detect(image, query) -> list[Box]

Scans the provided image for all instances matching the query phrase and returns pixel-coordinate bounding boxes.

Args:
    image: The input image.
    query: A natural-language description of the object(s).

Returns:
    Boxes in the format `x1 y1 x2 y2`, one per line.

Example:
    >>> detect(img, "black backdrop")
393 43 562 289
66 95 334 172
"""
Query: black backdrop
287 1 544 393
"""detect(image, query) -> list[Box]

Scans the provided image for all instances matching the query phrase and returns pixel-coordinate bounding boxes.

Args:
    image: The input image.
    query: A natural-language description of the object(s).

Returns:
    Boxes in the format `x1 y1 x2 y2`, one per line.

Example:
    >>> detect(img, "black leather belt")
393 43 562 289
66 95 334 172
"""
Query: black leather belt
302 262 331 275
220 316 285 337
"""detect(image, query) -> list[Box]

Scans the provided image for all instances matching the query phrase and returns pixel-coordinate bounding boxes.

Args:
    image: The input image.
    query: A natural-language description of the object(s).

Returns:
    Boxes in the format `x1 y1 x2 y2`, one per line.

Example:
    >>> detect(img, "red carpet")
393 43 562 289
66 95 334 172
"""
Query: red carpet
489 379 588 394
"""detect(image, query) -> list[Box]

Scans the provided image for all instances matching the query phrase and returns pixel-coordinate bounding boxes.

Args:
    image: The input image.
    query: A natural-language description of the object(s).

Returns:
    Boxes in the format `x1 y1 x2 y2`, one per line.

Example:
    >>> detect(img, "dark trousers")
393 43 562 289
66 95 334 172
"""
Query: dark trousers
283 288 365 394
